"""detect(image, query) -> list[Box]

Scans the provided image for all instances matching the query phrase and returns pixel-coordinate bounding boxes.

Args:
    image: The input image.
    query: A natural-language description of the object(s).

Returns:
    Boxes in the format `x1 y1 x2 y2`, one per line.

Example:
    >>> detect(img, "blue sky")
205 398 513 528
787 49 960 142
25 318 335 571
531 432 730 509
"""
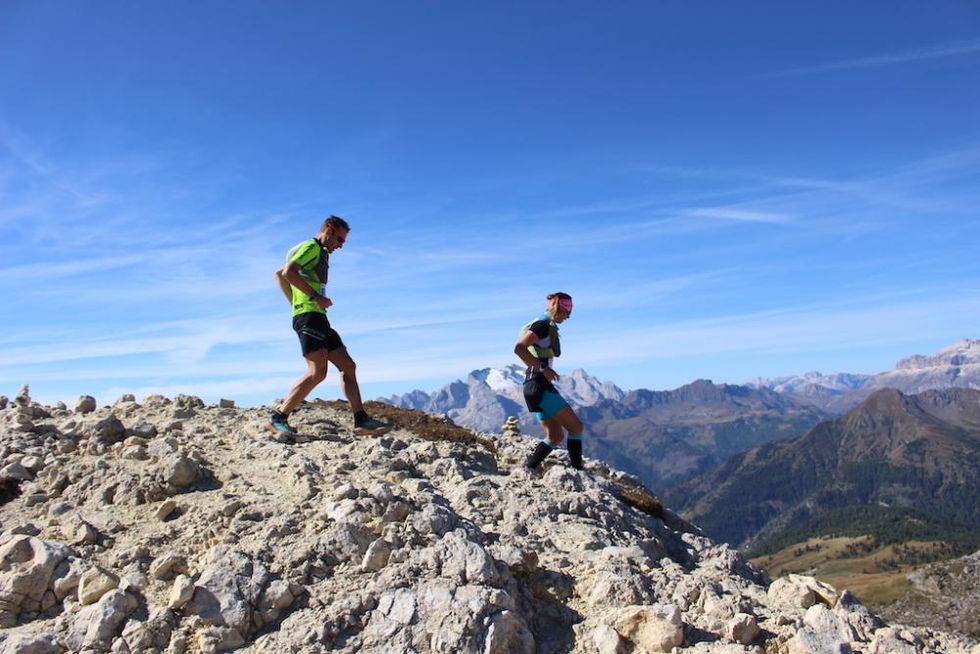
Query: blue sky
1 2 979 407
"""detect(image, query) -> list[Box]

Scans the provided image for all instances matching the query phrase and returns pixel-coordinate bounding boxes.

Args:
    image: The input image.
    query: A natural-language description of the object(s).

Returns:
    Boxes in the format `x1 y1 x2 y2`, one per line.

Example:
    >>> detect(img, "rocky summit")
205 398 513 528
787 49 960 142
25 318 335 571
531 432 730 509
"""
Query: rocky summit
1 389 978 654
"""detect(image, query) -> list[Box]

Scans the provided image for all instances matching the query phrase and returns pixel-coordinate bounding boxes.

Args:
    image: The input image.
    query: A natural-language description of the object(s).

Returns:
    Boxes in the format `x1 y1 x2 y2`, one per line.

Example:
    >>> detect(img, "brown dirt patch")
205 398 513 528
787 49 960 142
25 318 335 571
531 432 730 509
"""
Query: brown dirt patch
312 400 497 453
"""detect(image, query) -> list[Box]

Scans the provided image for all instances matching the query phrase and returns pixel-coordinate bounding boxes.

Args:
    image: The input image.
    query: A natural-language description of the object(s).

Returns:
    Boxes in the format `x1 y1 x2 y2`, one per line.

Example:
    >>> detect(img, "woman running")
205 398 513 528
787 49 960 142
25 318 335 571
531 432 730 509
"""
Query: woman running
514 292 585 470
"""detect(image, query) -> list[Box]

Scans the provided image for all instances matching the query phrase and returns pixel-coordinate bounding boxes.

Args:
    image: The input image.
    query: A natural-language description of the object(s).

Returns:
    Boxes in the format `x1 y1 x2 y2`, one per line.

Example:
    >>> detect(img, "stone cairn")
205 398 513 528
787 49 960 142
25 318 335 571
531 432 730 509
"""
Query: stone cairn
501 416 521 439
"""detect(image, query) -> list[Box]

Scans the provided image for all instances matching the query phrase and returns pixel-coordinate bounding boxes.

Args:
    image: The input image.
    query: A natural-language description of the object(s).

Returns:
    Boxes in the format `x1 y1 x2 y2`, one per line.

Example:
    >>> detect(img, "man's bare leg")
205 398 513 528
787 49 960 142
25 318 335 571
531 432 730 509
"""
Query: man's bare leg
327 347 389 434
278 351 329 416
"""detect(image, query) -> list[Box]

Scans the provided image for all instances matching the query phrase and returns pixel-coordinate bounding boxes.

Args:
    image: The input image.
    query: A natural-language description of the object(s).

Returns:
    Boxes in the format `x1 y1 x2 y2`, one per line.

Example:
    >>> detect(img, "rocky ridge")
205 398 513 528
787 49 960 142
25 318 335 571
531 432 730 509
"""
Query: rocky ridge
1 388 977 653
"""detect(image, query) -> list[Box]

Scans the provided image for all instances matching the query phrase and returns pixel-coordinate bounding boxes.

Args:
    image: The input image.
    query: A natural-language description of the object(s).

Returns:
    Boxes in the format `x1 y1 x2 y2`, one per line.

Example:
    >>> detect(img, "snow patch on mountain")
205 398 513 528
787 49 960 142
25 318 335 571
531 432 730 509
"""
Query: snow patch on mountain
481 365 525 394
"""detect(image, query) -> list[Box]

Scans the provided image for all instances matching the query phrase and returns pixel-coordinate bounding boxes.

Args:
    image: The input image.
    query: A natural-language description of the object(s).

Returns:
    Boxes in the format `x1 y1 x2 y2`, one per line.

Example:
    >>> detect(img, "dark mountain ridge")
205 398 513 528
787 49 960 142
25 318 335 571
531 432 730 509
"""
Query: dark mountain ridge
578 379 830 489
672 387 980 552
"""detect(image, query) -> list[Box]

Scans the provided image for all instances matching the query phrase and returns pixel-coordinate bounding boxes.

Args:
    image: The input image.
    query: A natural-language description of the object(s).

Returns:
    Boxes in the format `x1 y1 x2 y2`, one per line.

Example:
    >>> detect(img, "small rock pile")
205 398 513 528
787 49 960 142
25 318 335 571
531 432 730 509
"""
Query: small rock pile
1 389 977 653
502 417 521 439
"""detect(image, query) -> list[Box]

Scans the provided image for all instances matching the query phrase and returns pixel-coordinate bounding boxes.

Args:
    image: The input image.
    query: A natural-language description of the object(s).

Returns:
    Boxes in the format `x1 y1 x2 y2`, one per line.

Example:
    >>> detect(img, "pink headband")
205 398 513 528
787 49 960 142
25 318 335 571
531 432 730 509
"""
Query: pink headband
558 298 573 313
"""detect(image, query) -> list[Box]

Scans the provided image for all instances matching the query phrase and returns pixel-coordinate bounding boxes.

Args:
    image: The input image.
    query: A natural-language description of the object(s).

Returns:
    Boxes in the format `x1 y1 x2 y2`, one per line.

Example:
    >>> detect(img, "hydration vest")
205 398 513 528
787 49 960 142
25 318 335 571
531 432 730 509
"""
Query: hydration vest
519 314 561 365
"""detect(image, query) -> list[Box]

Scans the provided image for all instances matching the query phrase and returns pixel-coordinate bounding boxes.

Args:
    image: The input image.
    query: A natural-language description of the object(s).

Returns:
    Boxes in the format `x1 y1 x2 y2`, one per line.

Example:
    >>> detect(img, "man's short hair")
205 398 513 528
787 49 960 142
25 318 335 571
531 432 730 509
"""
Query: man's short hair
321 215 351 233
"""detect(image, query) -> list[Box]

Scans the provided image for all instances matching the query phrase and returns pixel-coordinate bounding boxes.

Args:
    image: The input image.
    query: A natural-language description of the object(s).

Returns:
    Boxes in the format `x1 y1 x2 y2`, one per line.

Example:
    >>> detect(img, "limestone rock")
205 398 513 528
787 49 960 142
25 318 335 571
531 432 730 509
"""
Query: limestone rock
317 521 376 565
128 420 159 439
834 589 884 642
121 607 177 652
19 456 44 473
81 415 126 446
868 626 923 654
156 499 178 521
785 626 851 654
78 566 120 605
483 610 534 654
362 538 392 572
72 521 99 546
0 463 33 483
0 536 73 627
0 633 65 653
436 529 499 585
185 545 292 639
65 589 138 652
150 553 188 581
726 612 760 645
168 575 195 609
256 579 295 624
768 573 840 609
162 454 202 488
593 623 627 654
611 604 684 653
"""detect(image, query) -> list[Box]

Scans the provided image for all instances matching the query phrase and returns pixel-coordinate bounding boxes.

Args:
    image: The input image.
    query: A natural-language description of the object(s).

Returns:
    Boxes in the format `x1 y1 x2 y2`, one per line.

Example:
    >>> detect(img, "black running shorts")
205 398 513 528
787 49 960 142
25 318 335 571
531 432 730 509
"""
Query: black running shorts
293 312 345 356
523 373 564 415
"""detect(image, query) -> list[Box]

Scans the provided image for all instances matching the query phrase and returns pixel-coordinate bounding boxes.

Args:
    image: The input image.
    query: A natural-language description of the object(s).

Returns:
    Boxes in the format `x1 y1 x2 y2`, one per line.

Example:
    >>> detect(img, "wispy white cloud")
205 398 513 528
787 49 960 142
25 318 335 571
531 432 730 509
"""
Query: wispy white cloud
642 144 980 221
683 207 792 224
0 254 147 283
0 314 285 367
0 121 53 175
569 270 739 312
769 38 980 77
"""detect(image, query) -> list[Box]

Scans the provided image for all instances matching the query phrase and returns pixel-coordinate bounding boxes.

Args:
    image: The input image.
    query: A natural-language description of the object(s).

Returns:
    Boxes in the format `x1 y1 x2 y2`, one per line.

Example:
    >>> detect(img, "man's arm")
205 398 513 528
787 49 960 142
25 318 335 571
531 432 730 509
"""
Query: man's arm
279 262 333 309
274 265 293 303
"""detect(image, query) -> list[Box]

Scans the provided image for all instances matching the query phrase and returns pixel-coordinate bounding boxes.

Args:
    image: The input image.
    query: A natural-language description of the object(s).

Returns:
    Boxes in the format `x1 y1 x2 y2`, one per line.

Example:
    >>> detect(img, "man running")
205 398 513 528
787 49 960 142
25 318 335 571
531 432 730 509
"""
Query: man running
269 215 388 440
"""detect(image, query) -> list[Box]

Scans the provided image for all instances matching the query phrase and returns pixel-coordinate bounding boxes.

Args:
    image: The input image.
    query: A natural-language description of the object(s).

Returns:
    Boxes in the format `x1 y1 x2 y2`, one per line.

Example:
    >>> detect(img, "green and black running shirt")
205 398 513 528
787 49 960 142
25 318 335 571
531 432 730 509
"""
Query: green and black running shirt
287 238 329 316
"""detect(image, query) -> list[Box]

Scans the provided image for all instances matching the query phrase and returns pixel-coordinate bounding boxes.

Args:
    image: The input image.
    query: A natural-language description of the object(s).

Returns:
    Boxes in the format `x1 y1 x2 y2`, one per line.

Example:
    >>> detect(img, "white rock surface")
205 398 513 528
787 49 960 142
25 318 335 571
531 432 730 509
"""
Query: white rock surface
0 395 976 653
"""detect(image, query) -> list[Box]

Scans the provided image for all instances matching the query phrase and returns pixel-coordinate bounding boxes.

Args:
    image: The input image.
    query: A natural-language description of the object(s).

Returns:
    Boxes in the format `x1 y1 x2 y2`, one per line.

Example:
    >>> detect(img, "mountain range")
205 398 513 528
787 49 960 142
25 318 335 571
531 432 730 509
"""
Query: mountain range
385 339 980 493
749 338 980 413
387 367 830 490
671 386 980 552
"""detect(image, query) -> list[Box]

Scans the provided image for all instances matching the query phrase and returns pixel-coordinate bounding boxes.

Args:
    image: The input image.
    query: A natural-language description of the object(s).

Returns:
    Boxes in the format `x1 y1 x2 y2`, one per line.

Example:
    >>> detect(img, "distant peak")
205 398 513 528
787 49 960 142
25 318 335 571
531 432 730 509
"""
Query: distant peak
896 338 980 370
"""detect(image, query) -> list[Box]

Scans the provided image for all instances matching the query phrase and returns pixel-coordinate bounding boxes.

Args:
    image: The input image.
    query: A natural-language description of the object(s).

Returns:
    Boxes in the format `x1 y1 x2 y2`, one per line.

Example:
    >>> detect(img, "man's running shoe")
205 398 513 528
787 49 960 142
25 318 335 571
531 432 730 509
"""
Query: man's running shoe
268 411 298 443
353 416 391 436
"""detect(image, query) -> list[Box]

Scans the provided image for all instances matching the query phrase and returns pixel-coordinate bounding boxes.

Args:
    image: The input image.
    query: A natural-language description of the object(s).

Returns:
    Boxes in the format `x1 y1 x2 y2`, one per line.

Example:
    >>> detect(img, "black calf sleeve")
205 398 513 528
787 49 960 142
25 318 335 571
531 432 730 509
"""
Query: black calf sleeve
526 441 553 469
567 438 583 469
